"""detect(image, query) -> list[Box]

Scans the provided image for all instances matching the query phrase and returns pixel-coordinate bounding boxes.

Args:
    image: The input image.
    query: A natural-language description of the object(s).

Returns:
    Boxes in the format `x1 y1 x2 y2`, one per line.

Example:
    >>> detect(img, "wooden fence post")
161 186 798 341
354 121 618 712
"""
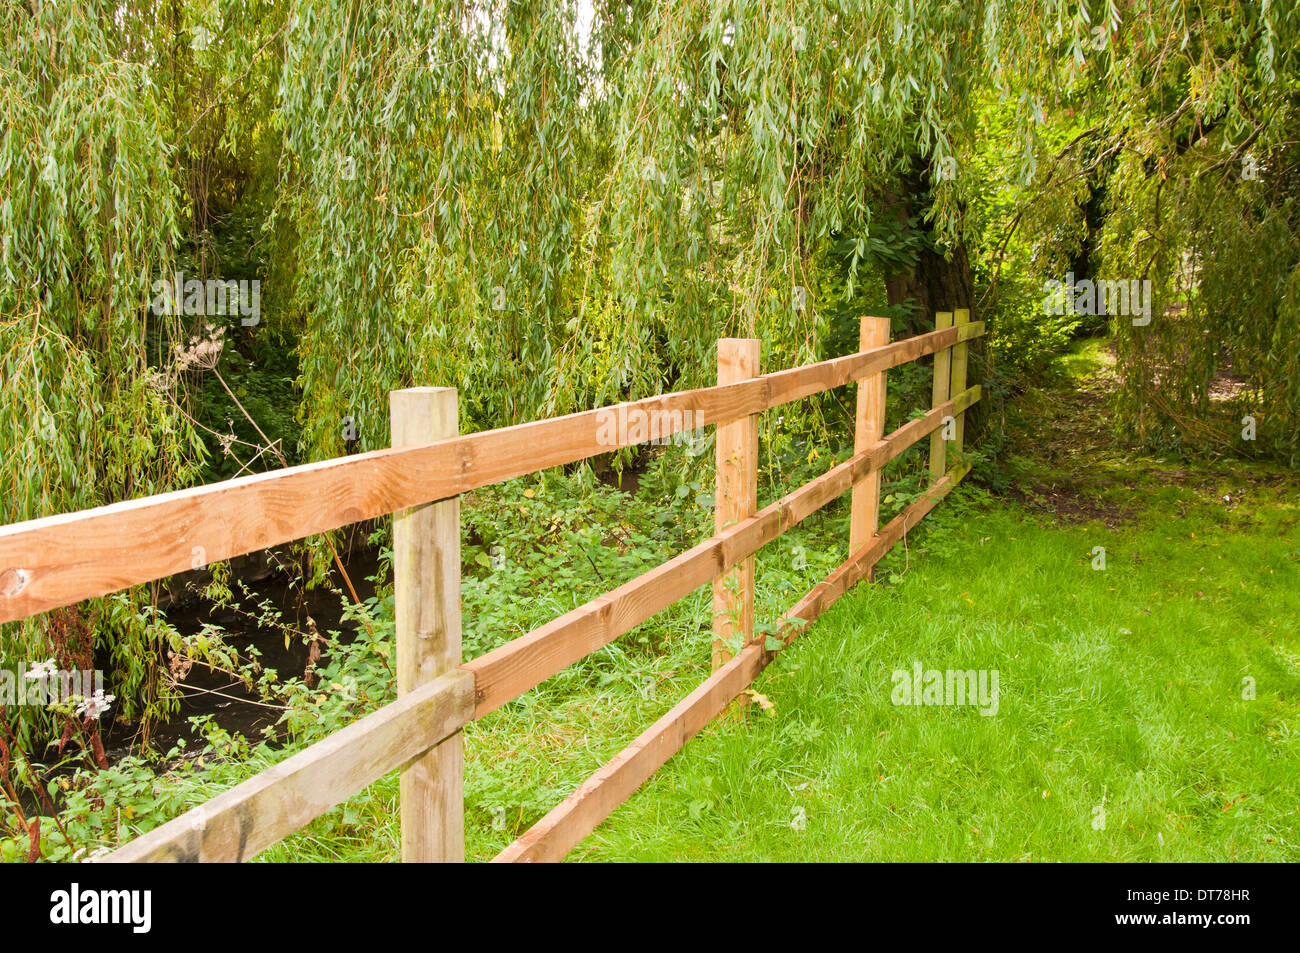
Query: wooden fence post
391 387 463 863
950 308 970 453
713 338 760 670
850 316 891 556
928 312 954 481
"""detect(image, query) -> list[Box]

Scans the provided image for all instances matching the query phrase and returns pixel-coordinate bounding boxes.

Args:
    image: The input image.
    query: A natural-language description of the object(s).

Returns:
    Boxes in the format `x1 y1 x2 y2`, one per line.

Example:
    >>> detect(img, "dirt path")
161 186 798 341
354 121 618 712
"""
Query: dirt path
996 340 1296 527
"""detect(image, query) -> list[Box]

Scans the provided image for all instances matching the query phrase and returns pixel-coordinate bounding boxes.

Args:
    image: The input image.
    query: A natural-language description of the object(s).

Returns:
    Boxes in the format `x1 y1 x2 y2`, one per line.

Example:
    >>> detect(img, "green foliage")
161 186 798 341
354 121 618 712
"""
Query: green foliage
987 273 1083 384
0 3 204 737
1107 164 1300 462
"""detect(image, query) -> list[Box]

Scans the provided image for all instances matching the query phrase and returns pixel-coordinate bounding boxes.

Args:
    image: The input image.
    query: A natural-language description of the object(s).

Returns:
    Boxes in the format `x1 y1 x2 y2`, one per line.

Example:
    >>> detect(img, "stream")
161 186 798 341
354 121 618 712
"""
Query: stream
101 541 383 761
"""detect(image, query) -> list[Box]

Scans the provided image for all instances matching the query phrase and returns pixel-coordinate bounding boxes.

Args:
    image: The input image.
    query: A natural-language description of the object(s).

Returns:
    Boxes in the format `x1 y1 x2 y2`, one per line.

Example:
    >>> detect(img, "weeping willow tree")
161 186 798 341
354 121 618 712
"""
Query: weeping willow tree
276 0 1027 458
2 0 1297 750
0 2 204 740
280 0 1300 467
977 1 1300 460
1093 6 1300 461
277 0 596 458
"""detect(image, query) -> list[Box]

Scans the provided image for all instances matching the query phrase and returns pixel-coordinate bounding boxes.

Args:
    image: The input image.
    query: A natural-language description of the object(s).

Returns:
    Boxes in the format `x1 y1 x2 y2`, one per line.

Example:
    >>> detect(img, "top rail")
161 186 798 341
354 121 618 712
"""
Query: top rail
0 321 982 624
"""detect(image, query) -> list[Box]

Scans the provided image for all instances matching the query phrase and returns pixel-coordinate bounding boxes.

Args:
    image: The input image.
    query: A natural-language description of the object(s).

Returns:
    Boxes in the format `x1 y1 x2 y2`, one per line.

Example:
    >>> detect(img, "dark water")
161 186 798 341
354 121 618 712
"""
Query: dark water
102 542 383 760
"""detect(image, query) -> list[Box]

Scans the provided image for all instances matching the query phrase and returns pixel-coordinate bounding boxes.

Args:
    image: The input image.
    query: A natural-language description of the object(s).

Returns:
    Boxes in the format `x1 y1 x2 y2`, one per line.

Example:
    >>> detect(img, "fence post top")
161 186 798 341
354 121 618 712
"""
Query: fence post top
390 387 458 418
391 386 457 397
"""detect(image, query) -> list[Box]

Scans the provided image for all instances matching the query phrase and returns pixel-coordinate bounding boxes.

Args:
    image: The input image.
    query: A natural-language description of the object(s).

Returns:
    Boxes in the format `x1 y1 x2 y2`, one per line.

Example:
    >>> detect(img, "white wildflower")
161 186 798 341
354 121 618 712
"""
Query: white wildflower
27 659 57 679
76 689 116 720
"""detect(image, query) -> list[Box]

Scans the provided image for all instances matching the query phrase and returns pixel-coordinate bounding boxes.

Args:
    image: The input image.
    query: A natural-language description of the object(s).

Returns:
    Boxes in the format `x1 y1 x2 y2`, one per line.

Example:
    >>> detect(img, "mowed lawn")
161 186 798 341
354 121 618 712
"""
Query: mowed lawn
576 470 1300 862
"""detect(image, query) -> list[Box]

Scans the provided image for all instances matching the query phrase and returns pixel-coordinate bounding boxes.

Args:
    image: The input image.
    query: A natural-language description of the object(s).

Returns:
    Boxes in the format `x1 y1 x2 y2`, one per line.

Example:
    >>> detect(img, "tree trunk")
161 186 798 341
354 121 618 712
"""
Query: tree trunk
884 241 975 331
880 157 984 435
881 157 976 329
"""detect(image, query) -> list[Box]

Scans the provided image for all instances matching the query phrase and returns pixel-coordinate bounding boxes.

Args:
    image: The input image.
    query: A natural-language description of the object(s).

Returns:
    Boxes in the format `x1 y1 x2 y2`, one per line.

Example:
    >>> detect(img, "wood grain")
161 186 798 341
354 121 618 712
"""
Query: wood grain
849 317 891 555
391 388 463 863
928 312 954 481
712 339 759 669
950 309 970 453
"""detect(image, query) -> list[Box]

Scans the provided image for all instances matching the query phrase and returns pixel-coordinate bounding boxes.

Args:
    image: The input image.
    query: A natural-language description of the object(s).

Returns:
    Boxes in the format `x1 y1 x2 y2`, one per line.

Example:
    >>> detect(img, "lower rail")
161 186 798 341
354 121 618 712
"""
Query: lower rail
494 466 967 862
105 671 475 862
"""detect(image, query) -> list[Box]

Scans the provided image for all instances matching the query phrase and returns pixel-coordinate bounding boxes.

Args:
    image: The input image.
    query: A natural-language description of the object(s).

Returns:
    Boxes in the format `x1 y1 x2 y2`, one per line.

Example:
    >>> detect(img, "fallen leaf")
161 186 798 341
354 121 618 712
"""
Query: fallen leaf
745 689 775 713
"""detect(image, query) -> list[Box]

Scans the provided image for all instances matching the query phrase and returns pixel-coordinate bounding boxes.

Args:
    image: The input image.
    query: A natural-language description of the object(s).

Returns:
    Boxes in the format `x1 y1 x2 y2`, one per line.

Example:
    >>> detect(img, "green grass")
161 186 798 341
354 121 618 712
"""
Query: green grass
575 489 1299 861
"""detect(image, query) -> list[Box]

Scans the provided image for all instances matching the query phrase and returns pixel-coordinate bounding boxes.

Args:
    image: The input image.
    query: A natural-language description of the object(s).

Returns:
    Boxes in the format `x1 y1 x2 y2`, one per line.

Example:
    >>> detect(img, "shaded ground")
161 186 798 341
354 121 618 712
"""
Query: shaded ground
999 340 1294 529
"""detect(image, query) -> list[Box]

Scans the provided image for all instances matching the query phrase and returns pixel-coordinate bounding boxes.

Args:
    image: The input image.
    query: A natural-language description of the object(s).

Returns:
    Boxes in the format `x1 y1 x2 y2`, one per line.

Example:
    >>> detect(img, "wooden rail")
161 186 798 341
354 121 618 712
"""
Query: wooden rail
463 387 978 719
494 468 966 862
0 310 982 863
106 671 475 862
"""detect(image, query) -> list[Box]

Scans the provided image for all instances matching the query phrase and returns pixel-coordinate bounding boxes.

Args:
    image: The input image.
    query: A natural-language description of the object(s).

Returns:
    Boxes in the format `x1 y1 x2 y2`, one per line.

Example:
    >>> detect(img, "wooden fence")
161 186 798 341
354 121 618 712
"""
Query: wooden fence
0 310 983 862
